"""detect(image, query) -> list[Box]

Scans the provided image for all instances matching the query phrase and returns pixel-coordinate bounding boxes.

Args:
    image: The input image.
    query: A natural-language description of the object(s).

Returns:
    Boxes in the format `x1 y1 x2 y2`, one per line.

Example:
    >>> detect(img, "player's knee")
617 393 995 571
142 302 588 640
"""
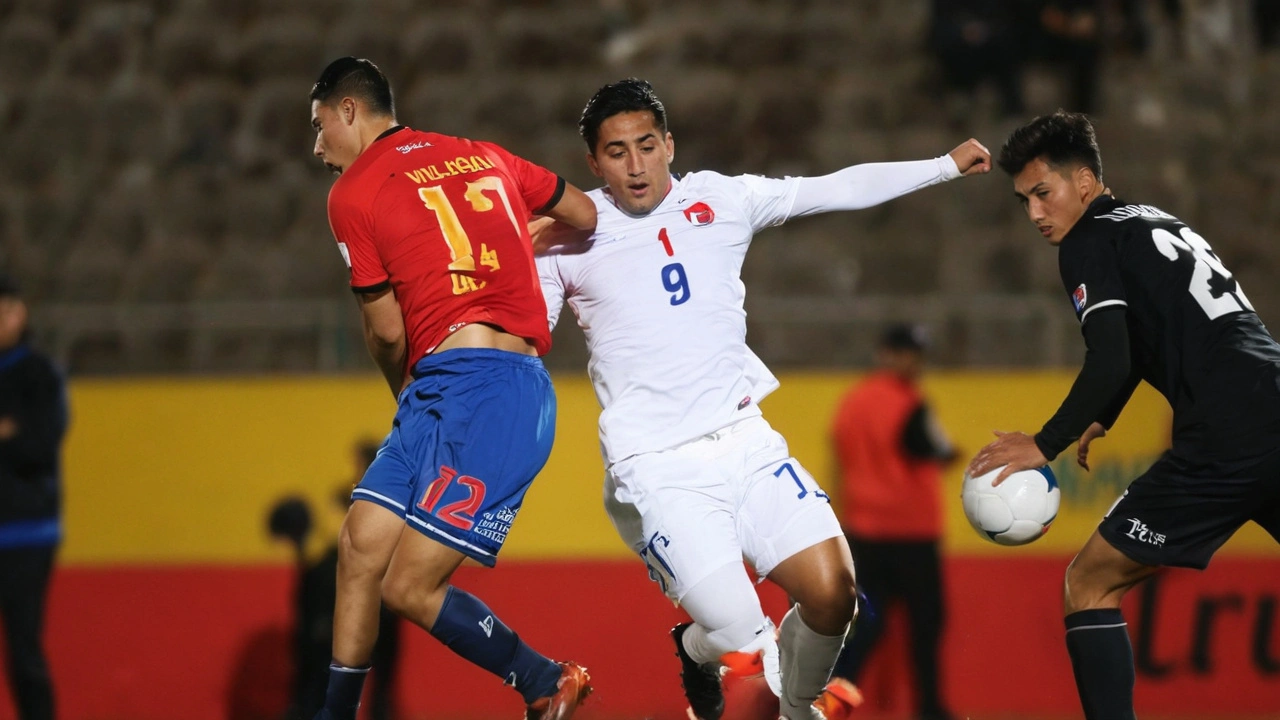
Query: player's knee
804 565 859 629
1063 554 1118 614
379 567 422 617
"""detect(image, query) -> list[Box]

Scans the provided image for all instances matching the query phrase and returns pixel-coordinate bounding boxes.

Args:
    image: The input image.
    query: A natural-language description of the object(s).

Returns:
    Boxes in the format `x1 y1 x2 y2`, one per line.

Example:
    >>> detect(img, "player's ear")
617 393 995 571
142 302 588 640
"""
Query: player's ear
341 97 356 125
586 150 603 178
1075 165 1095 201
665 132 675 164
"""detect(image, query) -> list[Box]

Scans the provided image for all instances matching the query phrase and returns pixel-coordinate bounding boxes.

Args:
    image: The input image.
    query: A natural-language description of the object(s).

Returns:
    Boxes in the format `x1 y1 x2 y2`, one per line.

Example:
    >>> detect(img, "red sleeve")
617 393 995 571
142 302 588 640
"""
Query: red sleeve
477 141 565 215
327 186 389 293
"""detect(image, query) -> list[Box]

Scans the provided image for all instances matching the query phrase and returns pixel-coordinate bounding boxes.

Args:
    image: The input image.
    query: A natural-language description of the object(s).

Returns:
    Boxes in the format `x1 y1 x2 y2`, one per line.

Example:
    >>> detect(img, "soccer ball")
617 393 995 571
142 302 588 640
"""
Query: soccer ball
961 465 1060 546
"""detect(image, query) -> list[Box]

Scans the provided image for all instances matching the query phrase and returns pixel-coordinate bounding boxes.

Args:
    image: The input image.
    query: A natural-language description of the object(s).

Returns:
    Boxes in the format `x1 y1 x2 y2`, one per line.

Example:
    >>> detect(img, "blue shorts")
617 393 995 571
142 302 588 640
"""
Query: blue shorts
353 348 556 566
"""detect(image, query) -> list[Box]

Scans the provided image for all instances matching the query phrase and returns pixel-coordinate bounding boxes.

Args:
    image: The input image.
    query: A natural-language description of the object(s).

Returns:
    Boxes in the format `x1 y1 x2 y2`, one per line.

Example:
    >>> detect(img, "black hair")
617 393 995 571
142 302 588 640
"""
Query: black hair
310 57 395 117
879 323 928 353
0 273 20 299
997 110 1103 180
578 78 667 152
267 496 313 551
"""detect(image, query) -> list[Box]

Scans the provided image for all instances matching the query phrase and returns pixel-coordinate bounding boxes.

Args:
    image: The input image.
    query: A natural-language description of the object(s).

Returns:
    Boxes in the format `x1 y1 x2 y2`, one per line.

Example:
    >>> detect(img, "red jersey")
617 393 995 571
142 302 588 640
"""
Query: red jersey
327 126 564 368
831 372 944 541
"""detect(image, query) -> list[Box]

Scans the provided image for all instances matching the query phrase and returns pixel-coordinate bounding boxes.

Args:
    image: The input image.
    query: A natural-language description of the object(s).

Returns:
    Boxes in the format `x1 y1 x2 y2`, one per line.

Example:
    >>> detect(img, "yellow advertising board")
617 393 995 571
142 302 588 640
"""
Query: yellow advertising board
59 372 1278 564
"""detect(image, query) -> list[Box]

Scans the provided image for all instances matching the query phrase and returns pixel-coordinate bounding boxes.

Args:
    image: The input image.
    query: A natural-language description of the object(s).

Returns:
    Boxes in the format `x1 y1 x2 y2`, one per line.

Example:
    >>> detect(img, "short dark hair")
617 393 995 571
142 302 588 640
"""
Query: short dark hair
310 57 395 117
997 110 1103 180
0 273 20 299
579 78 667 152
879 323 928 353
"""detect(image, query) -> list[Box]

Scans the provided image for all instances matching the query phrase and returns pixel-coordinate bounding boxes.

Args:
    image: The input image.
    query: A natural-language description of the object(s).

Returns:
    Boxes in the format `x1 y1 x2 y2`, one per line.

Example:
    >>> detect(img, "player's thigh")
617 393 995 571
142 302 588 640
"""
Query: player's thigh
605 447 741 603
731 419 844 581
1065 529 1159 612
340 497 409 572
401 351 556 568
1247 448 1280 544
1097 451 1270 571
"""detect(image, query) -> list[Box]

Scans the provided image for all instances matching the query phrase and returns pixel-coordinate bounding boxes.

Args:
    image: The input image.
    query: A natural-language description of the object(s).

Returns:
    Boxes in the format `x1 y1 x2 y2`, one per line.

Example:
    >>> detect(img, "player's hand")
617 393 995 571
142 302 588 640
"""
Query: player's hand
1076 422 1106 471
949 138 992 177
967 430 1049 486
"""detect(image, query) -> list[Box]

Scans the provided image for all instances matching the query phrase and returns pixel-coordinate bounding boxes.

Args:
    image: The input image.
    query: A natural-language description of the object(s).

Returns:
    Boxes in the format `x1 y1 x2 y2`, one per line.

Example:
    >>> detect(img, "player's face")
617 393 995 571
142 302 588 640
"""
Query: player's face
1012 157 1092 245
0 298 27 350
587 111 674 216
311 99 357 175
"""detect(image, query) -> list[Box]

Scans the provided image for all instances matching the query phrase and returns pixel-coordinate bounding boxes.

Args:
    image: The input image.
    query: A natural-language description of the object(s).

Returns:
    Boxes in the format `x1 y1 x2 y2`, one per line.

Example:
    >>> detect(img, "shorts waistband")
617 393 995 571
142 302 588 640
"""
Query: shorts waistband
411 347 544 379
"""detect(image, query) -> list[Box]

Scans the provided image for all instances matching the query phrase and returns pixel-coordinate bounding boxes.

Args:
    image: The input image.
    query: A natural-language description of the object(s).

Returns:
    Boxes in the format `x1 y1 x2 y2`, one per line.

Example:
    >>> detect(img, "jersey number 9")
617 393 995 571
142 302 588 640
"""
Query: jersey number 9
662 262 691 306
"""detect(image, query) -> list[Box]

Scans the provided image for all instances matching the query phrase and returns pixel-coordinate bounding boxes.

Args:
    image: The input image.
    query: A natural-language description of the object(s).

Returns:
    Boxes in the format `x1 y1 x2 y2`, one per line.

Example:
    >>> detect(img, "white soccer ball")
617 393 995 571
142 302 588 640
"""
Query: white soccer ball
961 465 1060 546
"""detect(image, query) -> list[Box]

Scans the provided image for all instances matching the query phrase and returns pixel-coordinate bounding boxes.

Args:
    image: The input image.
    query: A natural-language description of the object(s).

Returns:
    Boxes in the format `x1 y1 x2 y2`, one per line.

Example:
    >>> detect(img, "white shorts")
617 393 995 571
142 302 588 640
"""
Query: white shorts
604 416 843 602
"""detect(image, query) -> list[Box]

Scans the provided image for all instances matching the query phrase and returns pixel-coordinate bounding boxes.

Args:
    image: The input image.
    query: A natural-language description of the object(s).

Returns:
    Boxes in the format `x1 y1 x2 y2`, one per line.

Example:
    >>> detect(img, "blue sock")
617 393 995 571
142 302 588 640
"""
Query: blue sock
1065 609 1136 720
430 586 561 704
318 664 369 720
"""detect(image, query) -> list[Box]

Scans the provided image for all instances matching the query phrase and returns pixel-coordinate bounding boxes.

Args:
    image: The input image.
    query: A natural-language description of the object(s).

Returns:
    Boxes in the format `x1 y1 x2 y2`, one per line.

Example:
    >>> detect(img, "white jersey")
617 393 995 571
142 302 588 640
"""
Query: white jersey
539 159 960 466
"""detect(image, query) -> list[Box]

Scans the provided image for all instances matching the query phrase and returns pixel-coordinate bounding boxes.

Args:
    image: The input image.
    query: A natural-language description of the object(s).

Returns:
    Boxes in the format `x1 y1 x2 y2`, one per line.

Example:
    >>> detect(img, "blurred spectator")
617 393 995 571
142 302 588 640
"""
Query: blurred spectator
1026 0 1104 114
268 440 400 720
829 324 958 720
1256 0 1280 50
928 0 1026 120
0 274 68 720
1113 0 1183 56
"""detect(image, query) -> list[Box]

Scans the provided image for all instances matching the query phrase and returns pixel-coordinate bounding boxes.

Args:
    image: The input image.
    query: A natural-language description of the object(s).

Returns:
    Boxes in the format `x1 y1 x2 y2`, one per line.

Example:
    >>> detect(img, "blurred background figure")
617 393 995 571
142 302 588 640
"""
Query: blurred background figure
928 0 1026 123
267 440 400 720
1256 0 1280 50
0 274 68 720
1026 0 1104 114
829 323 958 720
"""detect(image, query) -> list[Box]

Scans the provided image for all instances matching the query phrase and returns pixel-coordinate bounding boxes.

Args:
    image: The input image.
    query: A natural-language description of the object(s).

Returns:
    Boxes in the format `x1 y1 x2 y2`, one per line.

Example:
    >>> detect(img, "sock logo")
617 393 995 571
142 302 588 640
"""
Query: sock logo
504 671 518 688
1124 518 1166 547
479 615 494 637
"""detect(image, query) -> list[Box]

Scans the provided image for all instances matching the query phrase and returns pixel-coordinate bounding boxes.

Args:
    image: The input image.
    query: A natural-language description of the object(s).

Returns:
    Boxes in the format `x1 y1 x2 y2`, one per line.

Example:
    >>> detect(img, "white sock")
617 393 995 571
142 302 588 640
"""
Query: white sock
778 605 849 719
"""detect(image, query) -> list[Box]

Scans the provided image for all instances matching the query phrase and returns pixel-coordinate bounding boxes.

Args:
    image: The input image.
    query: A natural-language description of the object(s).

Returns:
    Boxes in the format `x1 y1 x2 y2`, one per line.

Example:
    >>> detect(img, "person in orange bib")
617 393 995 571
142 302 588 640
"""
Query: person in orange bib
829 323 957 720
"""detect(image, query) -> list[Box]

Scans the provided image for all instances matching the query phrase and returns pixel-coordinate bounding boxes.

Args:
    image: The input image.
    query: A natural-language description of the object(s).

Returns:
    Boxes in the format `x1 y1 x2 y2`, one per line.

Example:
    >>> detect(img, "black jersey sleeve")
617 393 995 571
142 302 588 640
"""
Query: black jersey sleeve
1058 221 1128 324
1034 306 1132 460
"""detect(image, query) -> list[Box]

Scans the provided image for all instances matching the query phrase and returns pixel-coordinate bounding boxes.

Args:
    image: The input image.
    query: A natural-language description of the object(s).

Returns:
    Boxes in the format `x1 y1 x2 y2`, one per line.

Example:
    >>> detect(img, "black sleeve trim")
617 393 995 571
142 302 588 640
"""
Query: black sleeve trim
1034 306 1131 460
902 403 953 460
533 176 567 215
351 280 391 294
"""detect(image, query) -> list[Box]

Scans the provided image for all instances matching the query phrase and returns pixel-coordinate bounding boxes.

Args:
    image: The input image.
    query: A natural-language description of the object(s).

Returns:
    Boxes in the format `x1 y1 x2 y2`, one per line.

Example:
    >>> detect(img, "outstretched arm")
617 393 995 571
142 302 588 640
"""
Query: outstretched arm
786 139 991 218
968 307 1133 483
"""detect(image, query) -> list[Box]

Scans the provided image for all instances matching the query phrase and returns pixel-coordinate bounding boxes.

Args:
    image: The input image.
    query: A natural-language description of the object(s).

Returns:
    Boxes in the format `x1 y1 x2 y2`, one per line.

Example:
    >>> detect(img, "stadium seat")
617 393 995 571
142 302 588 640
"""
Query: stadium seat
165 79 242 167
99 77 167 165
123 236 213 303
154 9 234 86
234 78 316 170
400 17 474 77
235 14 326 86
0 15 58 82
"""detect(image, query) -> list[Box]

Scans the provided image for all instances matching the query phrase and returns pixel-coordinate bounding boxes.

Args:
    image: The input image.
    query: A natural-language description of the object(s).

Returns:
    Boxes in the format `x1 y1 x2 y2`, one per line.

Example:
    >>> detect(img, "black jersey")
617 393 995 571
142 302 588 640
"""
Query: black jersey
1058 196 1280 462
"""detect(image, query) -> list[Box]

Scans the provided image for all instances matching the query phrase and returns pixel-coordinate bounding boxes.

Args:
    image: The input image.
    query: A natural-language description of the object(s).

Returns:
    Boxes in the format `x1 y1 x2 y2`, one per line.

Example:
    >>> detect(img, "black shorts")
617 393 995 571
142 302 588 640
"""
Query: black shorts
1098 447 1280 569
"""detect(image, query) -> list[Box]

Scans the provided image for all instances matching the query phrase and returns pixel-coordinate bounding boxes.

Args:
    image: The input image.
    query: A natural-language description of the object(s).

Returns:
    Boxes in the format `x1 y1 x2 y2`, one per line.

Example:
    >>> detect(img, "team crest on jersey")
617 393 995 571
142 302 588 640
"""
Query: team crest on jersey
683 202 715 226
1072 284 1087 312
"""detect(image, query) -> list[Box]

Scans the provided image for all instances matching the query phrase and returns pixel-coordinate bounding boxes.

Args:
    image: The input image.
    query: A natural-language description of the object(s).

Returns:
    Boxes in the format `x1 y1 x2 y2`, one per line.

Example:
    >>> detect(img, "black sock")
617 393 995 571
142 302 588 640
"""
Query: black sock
318 664 369 720
1065 609 1136 720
